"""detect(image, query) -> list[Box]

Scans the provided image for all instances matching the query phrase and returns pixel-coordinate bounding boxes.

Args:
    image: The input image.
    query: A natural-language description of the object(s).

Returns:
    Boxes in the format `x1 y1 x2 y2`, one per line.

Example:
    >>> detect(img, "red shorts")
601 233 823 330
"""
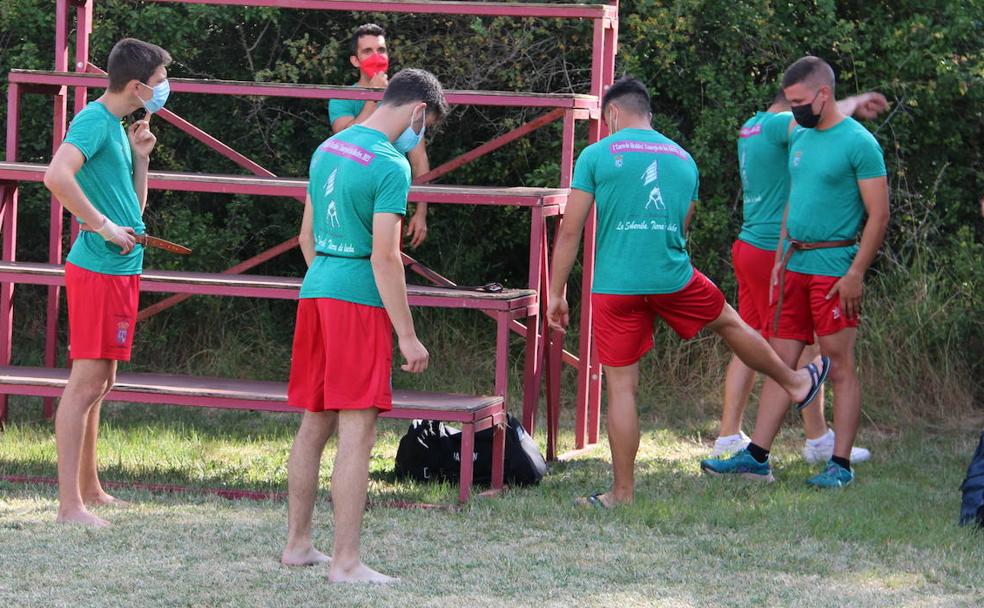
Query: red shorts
591 270 726 367
65 262 140 361
287 298 393 412
769 270 859 343
732 239 774 335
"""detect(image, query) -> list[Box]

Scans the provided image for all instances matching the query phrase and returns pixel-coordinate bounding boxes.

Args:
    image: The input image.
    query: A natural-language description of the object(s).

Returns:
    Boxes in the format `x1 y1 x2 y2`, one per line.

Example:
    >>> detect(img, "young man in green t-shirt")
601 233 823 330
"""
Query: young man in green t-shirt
43 38 171 527
281 69 447 583
547 76 830 508
712 87 887 463
702 56 890 488
327 23 432 249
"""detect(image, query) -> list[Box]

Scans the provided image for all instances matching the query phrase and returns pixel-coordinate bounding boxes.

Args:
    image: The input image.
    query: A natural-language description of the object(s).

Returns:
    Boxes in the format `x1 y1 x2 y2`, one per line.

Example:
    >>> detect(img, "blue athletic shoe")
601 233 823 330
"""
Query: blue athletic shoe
806 460 855 489
700 447 774 482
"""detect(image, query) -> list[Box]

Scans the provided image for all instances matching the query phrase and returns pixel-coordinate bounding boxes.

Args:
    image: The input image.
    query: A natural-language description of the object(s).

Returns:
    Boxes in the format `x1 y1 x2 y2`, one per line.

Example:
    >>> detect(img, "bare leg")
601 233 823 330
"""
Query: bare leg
749 338 807 451
327 409 394 584
282 410 337 566
599 363 641 506
818 328 860 460
798 343 828 440
80 371 126 507
719 353 756 437
707 305 813 402
55 359 114 527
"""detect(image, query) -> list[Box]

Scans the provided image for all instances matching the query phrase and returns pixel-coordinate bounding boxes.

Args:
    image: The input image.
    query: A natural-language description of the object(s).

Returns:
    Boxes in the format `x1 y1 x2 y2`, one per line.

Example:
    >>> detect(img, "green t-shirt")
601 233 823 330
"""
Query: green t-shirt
571 128 699 295
785 117 887 277
63 101 146 275
737 111 793 251
299 125 410 306
327 84 366 128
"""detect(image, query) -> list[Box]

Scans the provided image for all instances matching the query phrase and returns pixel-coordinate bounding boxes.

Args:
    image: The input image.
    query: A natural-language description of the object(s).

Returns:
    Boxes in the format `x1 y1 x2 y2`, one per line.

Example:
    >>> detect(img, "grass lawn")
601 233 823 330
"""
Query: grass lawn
1 395 983 608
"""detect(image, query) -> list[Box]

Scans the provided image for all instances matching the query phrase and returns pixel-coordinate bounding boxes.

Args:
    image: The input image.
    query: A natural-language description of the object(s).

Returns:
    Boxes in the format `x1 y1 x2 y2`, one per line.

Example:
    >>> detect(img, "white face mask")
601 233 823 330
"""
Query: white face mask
394 106 426 154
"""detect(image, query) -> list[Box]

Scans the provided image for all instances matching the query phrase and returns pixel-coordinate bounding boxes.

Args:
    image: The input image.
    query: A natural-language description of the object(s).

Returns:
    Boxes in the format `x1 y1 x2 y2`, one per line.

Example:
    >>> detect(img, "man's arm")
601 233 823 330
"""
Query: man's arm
372 212 428 372
546 189 594 330
684 200 697 233
43 144 136 253
836 92 889 120
127 115 155 212
769 202 791 305
405 141 430 248
825 176 890 319
331 102 376 133
298 194 315 266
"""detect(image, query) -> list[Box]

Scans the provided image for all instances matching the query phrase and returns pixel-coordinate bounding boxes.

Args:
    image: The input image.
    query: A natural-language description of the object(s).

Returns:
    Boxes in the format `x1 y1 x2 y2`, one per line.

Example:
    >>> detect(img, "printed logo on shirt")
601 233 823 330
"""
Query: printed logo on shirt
739 125 762 138
326 200 341 228
642 160 659 186
792 150 803 168
614 154 624 168
645 186 666 210
324 168 337 197
609 141 688 160
322 139 376 166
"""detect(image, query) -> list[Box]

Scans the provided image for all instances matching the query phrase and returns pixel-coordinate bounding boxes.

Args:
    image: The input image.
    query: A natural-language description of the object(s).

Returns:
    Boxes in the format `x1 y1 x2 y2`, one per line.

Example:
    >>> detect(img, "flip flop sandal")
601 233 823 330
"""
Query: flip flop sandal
794 355 831 412
575 492 612 509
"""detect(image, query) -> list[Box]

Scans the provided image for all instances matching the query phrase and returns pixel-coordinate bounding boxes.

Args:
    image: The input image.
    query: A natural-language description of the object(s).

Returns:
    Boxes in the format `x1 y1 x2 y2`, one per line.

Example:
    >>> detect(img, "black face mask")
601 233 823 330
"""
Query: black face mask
791 90 825 129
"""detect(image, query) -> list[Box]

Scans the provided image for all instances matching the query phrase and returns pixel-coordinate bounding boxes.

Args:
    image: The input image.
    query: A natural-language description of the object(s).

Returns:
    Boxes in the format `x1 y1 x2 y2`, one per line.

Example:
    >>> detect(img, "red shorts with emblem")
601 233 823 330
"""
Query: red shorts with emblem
287 298 393 412
591 270 726 367
731 239 775 335
769 270 859 344
65 262 140 361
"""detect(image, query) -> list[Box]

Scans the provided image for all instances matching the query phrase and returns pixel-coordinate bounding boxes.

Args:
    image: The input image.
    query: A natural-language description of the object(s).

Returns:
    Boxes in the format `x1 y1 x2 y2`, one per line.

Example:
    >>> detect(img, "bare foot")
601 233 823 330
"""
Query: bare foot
83 493 129 508
574 491 631 509
56 508 109 528
328 562 397 584
281 545 331 567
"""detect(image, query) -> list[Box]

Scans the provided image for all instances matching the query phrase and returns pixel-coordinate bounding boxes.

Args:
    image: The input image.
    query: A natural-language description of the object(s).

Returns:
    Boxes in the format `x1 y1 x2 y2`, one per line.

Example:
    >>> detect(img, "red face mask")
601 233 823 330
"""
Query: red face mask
359 54 389 79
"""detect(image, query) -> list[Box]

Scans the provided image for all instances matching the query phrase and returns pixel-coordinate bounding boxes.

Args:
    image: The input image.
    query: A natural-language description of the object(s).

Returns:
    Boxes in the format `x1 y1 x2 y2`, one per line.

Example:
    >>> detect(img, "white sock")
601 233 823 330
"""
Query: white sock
717 433 745 443
806 428 834 446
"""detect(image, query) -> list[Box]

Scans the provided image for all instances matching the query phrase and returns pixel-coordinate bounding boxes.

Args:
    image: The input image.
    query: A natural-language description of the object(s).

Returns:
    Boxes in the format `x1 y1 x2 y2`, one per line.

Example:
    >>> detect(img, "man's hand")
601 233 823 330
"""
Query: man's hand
398 334 429 373
547 294 570 332
368 71 389 89
404 209 428 249
826 270 864 319
128 114 157 159
95 218 138 254
852 92 889 120
769 261 783 306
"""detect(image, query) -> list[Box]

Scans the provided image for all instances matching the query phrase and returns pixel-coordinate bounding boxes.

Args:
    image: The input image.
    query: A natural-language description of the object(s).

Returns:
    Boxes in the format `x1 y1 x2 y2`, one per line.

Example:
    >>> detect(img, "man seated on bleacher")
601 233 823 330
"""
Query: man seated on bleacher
281 68 448 584
328 23 433 249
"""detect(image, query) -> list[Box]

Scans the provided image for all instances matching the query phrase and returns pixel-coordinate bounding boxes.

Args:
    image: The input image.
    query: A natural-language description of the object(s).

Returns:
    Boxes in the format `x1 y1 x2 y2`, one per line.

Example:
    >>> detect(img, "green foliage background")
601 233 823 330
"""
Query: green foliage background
1 0 981 409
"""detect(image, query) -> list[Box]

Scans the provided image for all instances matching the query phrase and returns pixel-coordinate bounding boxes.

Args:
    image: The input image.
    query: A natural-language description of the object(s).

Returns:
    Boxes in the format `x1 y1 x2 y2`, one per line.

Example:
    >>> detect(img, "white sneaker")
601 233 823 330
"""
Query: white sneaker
802 429 872 464
711 431 751 457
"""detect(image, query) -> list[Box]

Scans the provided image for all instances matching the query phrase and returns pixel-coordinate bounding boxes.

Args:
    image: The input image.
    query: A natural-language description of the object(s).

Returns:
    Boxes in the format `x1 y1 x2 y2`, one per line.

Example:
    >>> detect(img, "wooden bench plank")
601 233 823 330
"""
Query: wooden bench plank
0 261 536 310
9 69 600 109
0 366 503 414
0 161 568 207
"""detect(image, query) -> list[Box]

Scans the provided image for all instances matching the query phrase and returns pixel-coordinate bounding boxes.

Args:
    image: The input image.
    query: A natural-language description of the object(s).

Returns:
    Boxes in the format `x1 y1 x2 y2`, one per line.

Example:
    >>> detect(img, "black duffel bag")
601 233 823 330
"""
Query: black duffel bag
394 414 546 486
959 431 984 527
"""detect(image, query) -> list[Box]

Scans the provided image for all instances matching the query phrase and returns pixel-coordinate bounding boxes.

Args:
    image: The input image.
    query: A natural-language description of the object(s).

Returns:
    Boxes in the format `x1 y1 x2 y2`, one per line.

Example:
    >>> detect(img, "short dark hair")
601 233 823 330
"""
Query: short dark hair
350 23 386 56
107 38 172 92
772 89 787 105
602 75 652 116
381 68 449 122
781 56 835 91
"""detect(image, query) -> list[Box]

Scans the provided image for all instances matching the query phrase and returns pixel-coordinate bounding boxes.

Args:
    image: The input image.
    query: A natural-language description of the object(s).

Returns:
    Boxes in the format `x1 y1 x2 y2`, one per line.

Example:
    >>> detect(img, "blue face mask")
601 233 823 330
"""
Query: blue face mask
394 107 426 154
139 79 171 114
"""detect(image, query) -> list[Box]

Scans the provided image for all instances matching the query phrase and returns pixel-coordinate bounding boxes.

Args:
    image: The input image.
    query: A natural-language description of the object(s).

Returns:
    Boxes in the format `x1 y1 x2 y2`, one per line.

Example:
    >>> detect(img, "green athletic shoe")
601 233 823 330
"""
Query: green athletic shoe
700 448 774 482
806 460 855 489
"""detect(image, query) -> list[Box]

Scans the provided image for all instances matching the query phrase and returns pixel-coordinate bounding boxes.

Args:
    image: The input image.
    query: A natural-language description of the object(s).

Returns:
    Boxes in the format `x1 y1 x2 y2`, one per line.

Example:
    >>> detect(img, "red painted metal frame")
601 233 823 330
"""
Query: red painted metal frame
0 0 618 463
